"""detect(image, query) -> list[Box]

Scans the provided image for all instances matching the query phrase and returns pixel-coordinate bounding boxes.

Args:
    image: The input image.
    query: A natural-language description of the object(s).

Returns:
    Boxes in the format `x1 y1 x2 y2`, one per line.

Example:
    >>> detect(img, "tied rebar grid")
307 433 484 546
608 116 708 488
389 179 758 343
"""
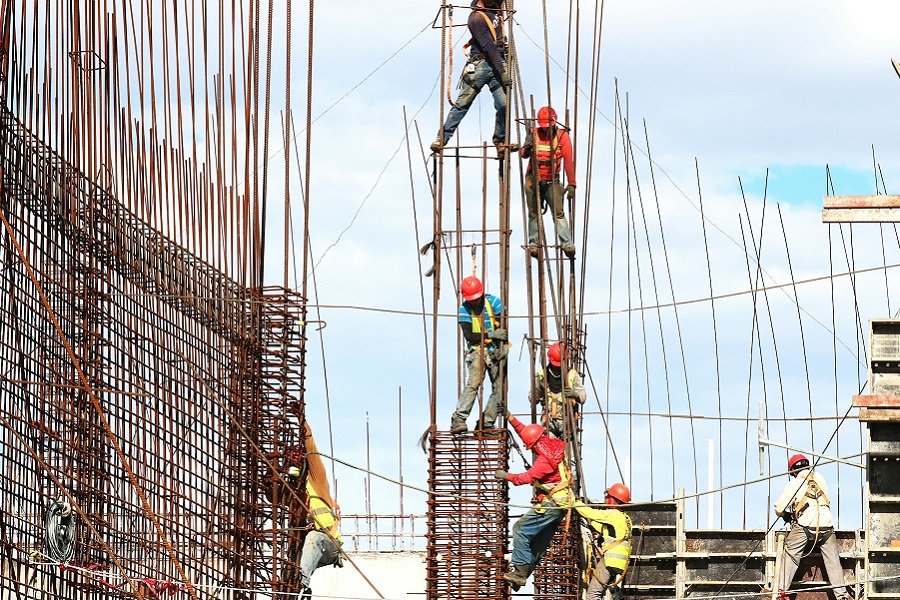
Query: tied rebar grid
0 110 307 599
533 514 582 600
426 430 510 600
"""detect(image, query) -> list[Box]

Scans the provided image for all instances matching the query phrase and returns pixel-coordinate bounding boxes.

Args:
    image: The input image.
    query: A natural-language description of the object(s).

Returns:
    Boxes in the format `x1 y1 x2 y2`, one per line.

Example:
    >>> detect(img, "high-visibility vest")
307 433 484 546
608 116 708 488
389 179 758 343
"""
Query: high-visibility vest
467 299 498 335
307 481 343 546
529 130 564 182
573 502 633 571
537 369 578 419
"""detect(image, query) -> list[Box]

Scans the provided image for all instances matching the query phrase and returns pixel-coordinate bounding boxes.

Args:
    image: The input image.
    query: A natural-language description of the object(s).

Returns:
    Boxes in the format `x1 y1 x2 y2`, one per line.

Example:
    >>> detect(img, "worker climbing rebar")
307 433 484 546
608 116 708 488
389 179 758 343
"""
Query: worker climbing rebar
451 275 508 433
496 411 572 590
431 0 514 153
521 106 577 258
529 341 586 440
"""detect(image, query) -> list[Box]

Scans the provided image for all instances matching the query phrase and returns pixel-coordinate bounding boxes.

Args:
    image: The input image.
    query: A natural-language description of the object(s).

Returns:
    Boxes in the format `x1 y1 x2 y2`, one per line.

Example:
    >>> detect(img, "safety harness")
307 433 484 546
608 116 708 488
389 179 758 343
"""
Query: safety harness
463 7 507 61
786 471 831 559
537 368 579 422
535 460 575 507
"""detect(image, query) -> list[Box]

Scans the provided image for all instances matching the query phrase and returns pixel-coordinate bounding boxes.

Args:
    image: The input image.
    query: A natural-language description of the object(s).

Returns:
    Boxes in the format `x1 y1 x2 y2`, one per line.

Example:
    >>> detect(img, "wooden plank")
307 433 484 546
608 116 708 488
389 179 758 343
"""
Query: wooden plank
853 395 900 407
824 195 900 208
822 208 900 223
858 408 900 422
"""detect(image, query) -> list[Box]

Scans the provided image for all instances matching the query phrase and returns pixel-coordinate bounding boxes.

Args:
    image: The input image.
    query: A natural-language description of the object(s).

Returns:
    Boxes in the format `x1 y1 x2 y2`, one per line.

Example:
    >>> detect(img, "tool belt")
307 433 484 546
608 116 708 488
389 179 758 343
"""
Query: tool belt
800 524 833 551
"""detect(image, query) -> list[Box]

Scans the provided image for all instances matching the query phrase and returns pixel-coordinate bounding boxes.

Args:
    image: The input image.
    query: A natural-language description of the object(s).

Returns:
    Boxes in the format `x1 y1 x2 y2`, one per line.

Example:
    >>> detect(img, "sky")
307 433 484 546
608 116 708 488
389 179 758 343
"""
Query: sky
242 0 900 539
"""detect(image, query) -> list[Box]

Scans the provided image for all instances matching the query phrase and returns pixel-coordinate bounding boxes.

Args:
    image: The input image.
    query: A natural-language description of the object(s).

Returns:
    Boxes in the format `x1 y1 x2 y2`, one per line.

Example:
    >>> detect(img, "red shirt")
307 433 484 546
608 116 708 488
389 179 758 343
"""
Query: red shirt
507 417 566 500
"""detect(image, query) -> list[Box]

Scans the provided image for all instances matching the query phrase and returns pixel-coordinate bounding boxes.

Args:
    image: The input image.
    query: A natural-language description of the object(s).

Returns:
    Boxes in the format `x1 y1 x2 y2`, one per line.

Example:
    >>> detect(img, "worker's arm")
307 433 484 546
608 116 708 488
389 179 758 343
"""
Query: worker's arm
573 503 615 533
458 320 486 346
773 478 801 517
566 370 586 404
560 131 576 186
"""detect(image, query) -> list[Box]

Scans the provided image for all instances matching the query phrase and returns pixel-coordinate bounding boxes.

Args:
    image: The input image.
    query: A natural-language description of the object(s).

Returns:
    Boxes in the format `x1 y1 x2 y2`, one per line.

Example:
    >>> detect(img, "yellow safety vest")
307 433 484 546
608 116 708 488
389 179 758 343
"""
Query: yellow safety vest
468 299 498 335
307 481 343 547
573 502 633 571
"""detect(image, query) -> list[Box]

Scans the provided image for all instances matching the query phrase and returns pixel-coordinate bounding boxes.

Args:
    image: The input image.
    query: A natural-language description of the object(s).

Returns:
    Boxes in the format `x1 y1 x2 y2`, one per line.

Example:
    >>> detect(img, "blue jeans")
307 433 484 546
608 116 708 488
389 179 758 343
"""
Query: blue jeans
299 530 341 588
452 346 506 427
525 179 572 247
510 500 567 568
440 58 507 144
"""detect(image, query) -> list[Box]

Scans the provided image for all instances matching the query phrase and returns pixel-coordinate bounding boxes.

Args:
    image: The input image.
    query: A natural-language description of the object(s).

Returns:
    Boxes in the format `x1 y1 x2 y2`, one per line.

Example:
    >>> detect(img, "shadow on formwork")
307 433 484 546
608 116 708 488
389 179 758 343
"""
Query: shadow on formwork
426 429 510 600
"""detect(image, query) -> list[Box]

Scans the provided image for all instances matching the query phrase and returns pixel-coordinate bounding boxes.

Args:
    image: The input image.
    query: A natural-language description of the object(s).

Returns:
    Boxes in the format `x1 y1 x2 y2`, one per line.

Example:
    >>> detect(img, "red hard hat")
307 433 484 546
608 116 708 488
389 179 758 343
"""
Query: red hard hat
788 454 809 472
547 342 562 367
460 276 484 302
605 483 631 504
520 423 545 449
536 106 557 128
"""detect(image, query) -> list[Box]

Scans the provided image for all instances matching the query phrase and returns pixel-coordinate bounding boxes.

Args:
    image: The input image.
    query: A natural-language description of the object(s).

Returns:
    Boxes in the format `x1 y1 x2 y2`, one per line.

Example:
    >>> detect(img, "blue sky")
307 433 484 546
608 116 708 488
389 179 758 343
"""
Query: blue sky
241 0 900 534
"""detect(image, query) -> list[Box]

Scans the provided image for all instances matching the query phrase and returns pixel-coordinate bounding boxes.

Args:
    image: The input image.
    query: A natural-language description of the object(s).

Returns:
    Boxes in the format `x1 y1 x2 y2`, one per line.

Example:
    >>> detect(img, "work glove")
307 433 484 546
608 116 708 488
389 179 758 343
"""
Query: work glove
495 469 508 481
565 184 576 202
781 511 793 525
287 466 301 478
487 328 508 342
563 387 579 399
500 70 512 88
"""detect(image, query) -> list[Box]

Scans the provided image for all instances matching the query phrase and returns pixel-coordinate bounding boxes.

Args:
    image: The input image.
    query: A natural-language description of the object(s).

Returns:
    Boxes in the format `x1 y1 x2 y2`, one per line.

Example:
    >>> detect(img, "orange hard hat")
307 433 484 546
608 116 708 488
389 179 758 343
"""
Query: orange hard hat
536 106 557 128
788 454 809 472
605 482 631 504
520 423 545 449
547 342 563 366
460 276 484 302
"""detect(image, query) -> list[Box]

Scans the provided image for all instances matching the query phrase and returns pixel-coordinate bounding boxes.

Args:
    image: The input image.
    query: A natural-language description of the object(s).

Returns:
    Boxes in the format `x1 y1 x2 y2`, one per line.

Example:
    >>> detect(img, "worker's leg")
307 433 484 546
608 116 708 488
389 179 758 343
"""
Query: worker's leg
549 181 573 248
440 60 491 143
511 502 562 567
777 525 807 592
488 65 508 144
528 506 567 568
480 349 505 427
299 530 339 588
585 560 611 600
816 529 851 599
524 177 540 247
452 350 486 428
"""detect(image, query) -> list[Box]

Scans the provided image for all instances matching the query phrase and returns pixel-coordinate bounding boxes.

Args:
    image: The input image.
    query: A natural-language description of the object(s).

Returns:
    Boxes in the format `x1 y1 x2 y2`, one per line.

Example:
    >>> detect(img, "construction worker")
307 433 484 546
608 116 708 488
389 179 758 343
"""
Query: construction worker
296 478 344 595
529 342 586 439
495 413 571 590
431 0 512 153
573 484 633 600
452 275 507 433
772 454 851 600
520 106 576 258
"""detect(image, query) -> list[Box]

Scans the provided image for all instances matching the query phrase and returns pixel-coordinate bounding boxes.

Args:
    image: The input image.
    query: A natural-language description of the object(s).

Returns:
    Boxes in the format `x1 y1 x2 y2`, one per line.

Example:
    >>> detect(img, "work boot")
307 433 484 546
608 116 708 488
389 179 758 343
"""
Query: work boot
503 564 529 589
526 244 539 259
301 587 312 600
430 138 445 153
562 244 576 258
450 422 467 434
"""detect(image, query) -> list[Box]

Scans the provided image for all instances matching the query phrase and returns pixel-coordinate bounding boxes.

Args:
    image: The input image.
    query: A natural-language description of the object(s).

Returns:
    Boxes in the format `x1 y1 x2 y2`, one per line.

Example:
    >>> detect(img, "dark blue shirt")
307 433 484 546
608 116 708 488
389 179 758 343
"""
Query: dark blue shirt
468 1 506 76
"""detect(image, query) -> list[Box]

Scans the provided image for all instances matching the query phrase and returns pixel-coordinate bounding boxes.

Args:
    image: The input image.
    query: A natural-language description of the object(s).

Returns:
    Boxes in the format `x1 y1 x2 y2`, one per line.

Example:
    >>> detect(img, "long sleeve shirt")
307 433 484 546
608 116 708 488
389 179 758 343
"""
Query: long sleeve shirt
774 469 834 528
505 416 565 498
467 1 506 76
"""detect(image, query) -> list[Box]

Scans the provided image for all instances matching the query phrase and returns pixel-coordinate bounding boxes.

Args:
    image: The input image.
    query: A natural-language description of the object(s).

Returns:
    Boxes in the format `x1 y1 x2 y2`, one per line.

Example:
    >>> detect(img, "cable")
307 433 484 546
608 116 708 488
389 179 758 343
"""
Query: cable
43 500 75 562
